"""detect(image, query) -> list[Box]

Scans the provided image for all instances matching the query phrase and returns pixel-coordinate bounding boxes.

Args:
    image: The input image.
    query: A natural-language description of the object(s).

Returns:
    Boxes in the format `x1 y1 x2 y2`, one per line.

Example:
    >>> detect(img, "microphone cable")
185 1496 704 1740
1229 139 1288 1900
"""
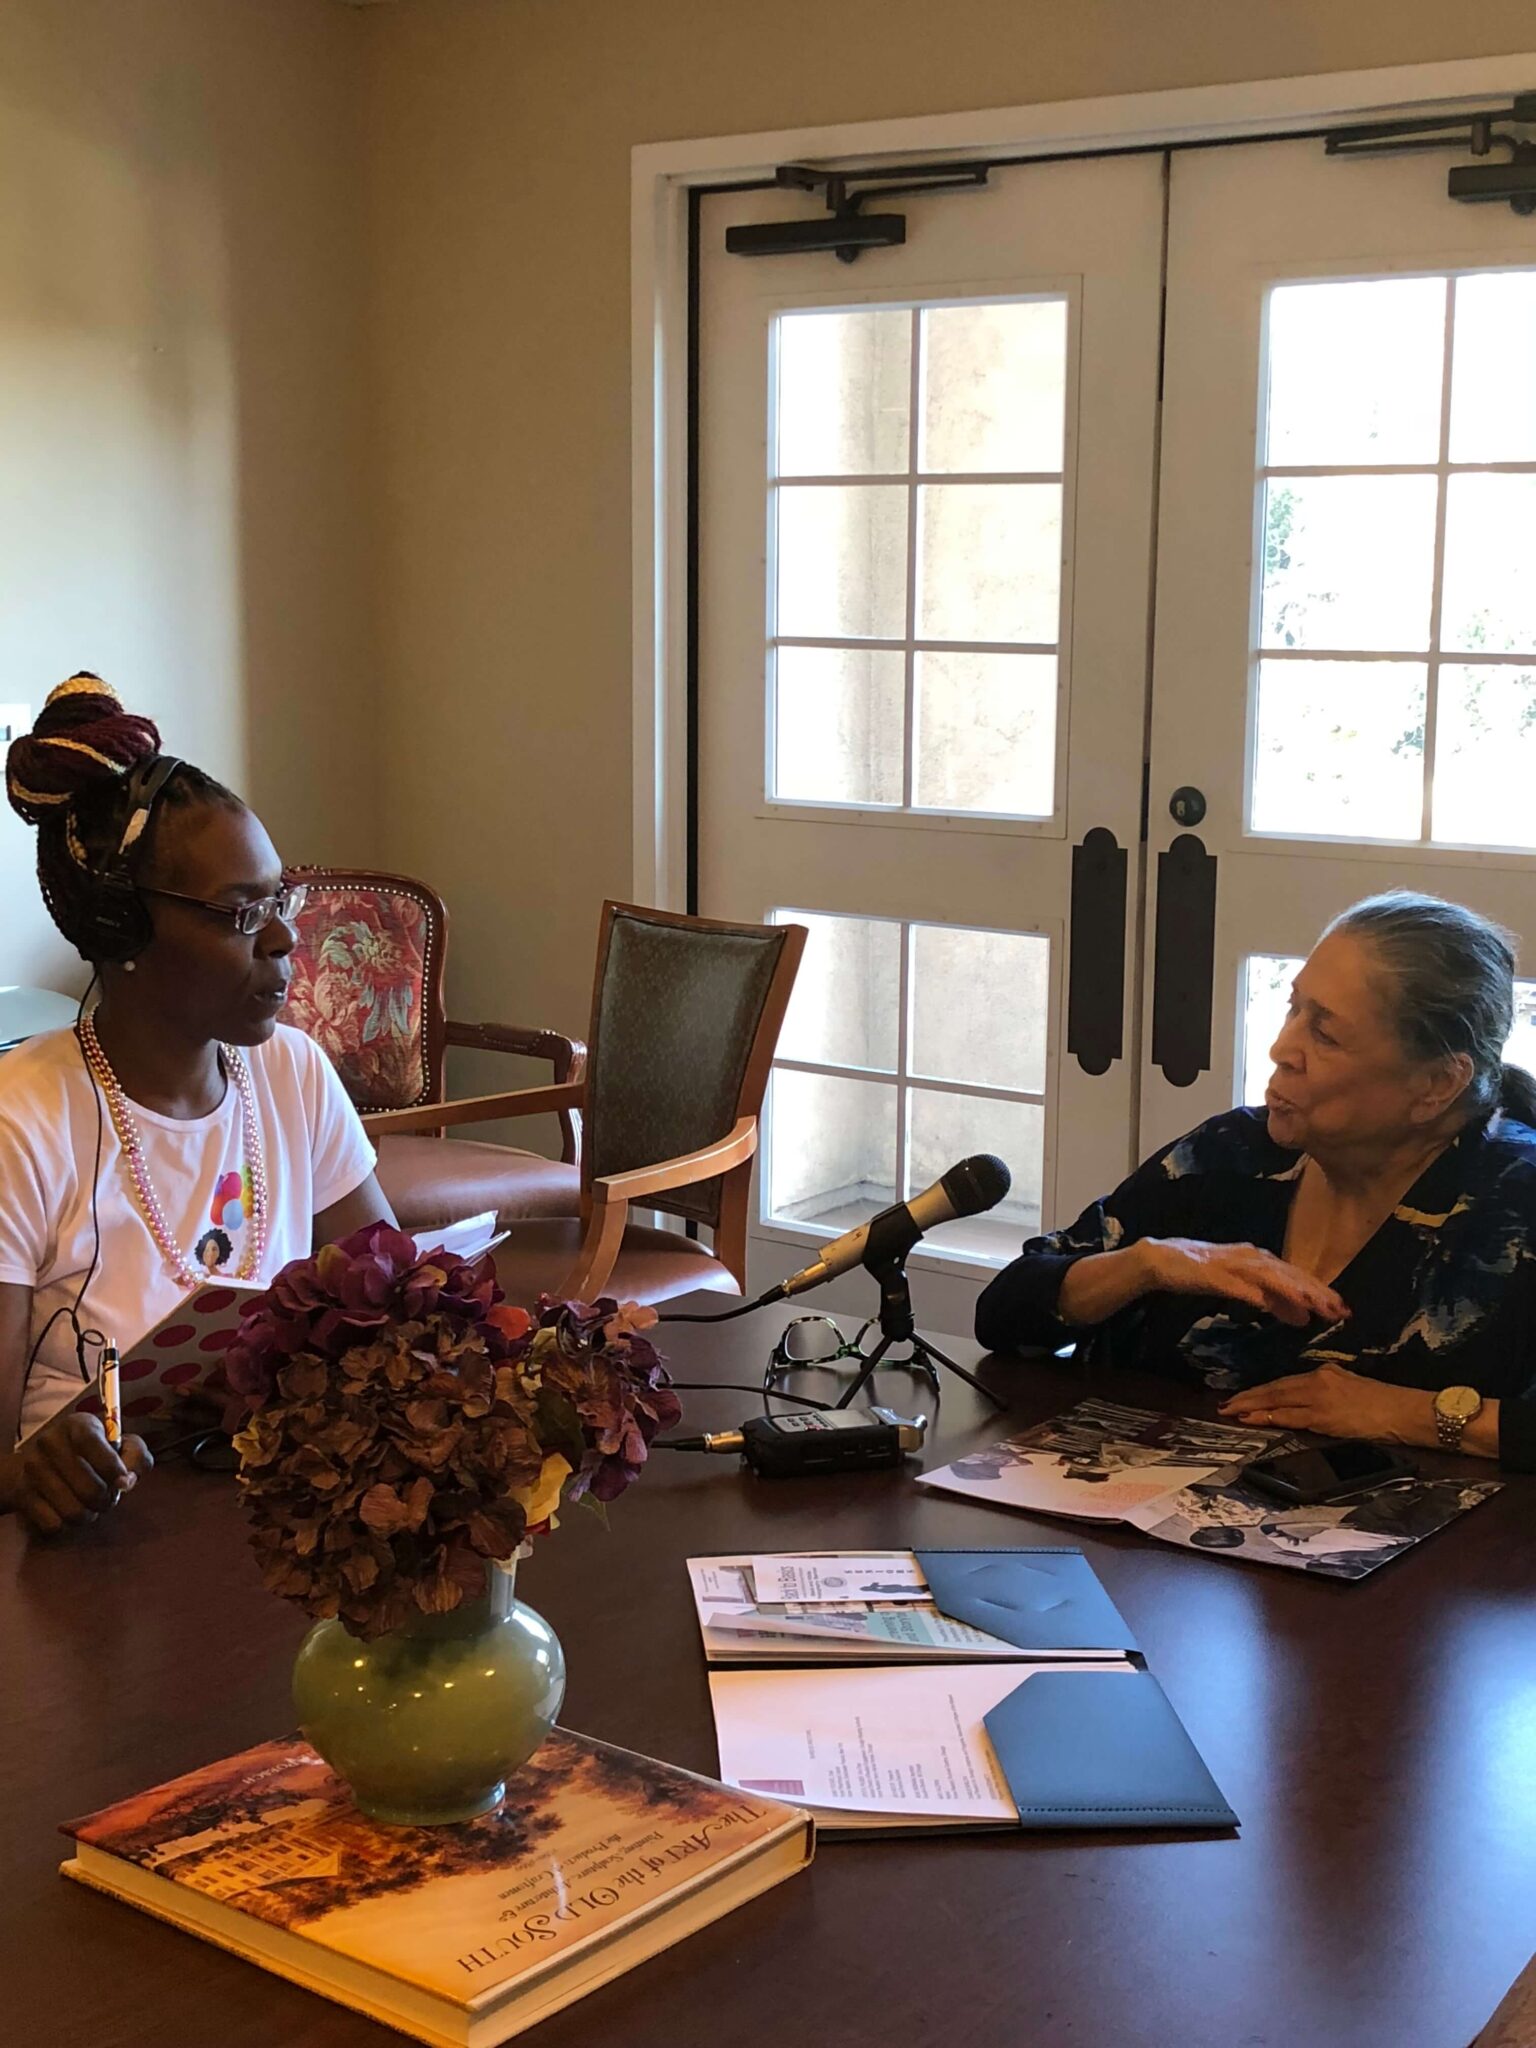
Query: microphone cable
652 1378 836 1451
659 1286 782 1325
19 974 109 1412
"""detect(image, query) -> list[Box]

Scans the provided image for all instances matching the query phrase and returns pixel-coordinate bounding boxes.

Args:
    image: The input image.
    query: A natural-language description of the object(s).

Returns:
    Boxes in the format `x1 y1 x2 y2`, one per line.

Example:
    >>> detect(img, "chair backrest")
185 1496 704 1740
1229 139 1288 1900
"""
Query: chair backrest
285 868 449 1112
583 903 805 1255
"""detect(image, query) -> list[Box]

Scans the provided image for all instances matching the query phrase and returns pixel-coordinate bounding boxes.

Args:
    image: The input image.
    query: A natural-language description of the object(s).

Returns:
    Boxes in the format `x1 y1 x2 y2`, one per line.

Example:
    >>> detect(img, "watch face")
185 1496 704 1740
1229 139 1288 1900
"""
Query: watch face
1437 1385 1482 1421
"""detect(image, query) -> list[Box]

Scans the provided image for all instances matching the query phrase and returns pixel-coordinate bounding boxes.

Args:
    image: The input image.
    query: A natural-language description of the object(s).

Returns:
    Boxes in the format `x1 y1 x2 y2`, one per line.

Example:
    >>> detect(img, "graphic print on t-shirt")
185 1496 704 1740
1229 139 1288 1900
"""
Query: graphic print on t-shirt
194 1165 254 1274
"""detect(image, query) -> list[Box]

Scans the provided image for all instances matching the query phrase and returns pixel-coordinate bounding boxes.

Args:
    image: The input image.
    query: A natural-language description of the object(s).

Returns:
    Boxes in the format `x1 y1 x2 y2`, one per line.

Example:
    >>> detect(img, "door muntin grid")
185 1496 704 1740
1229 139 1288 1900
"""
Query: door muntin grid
764 906 1049 1266
1246 268 1536 854
767 296 1073 829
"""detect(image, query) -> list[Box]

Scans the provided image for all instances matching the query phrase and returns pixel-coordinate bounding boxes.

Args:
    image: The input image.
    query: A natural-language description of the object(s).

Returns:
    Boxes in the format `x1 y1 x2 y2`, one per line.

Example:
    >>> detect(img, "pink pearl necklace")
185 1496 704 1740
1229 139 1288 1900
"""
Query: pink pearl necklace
77 1010 269 1291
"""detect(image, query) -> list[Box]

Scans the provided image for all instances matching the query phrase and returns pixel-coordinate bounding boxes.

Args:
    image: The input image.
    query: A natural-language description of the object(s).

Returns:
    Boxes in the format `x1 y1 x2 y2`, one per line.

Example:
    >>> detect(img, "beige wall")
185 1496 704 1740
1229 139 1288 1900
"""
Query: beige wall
361 0 1536 1065
0 0 374 991
6 0 1528 1042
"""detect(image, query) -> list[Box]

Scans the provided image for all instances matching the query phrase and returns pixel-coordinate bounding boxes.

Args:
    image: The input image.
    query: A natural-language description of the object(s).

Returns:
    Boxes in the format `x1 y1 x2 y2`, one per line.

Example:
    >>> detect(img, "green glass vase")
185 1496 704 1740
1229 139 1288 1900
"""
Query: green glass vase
292 1559 565 1826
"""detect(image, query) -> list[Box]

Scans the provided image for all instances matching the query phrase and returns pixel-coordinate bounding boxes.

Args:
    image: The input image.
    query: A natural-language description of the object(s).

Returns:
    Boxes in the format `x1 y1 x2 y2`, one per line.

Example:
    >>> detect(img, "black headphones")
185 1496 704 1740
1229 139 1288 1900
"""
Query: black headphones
81 753 184 963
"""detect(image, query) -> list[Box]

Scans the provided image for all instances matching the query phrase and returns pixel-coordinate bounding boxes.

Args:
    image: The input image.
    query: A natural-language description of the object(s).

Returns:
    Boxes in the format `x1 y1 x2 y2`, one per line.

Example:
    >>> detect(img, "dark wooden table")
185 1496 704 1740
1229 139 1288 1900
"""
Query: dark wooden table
5 1314 1534 2048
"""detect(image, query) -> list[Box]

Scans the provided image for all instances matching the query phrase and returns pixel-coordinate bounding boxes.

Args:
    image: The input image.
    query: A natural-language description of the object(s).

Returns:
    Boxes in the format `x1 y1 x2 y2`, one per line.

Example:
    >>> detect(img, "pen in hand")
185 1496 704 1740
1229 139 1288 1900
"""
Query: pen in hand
100 1341 125 1498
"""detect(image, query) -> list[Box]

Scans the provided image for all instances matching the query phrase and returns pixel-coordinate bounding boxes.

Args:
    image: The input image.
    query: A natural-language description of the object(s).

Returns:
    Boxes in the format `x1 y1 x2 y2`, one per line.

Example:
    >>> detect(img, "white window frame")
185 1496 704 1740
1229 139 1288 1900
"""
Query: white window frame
760 903 1058 1273
631 52 1536 911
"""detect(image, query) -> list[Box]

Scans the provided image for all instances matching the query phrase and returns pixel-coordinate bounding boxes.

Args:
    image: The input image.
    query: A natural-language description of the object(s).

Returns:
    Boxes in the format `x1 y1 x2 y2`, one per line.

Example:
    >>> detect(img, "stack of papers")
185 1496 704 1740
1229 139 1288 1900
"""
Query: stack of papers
710 1662 1139 1831
694 1548 1170 1834
688 1550 1131 1663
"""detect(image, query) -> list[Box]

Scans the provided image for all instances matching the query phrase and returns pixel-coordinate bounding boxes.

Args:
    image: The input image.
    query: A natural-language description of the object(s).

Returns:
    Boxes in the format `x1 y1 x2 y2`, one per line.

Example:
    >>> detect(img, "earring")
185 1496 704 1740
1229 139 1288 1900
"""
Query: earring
122 959 137 973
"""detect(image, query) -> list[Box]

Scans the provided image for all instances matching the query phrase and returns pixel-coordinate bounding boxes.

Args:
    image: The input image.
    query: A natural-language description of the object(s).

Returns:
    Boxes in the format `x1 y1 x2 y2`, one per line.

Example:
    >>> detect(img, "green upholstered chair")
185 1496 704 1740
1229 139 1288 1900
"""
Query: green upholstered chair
285 868 584 1235
362 901 806 1308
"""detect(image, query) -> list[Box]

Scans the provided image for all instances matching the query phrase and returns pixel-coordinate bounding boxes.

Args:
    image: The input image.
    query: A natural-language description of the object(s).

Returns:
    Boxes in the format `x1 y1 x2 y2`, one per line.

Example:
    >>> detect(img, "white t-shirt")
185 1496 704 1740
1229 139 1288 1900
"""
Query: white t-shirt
0 1022 376 1440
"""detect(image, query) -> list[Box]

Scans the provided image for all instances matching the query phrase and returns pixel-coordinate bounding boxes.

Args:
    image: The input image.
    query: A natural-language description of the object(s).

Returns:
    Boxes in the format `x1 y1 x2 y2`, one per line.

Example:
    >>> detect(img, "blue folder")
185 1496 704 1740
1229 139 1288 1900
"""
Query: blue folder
914 1549 1235 1832
915 1546 1140 1655
983 1668 1238 1831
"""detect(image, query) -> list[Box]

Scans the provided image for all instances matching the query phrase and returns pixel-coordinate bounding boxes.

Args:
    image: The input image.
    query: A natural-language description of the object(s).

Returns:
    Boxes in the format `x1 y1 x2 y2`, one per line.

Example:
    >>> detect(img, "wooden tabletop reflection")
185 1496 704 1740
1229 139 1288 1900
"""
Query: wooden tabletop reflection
4 1313 1533 2047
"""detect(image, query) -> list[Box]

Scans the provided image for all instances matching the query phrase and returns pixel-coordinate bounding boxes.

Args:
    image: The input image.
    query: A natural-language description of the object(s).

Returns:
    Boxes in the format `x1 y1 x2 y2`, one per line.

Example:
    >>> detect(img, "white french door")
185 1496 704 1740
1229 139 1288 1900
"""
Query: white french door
696 157 1165 1323
1142 137 1536 1151
694 115 1536 1324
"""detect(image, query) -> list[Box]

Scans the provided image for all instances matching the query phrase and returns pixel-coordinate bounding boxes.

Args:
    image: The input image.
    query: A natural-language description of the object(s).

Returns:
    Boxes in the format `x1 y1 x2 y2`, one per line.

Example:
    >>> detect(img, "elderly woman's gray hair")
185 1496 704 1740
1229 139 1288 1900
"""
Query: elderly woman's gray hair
1325 892 1536 1126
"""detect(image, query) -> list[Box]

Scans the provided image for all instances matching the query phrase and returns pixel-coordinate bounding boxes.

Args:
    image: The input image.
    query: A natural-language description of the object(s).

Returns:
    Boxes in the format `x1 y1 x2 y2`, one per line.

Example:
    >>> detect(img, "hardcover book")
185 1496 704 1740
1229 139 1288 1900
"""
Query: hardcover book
61 1729 812 2047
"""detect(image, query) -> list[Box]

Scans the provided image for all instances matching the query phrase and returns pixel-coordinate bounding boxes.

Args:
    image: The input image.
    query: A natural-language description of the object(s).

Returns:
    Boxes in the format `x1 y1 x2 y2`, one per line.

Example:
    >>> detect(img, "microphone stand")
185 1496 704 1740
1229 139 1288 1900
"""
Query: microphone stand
833 1250 1002 1410
672 1182 1010 1411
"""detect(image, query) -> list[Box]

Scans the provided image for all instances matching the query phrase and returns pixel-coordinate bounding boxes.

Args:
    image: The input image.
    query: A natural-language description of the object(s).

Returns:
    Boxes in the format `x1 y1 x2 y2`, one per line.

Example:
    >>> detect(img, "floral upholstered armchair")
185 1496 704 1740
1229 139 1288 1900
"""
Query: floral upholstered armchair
285 869 585 1236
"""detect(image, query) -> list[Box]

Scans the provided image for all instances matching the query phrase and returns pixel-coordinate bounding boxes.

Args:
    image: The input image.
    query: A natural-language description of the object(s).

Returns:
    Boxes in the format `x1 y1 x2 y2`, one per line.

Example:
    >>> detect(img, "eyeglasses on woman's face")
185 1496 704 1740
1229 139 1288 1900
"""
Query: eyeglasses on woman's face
138 879 308 939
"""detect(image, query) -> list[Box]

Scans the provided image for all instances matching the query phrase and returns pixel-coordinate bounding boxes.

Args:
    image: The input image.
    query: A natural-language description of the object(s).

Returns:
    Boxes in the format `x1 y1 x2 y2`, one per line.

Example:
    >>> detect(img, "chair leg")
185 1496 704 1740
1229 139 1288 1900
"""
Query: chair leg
713 1170 751 1292
558 1198 628 1302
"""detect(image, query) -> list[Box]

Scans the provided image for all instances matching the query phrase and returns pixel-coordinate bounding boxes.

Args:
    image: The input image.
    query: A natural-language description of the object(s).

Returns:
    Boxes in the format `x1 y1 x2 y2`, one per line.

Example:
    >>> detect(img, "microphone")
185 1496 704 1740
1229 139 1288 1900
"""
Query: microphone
768 1154 1011 1300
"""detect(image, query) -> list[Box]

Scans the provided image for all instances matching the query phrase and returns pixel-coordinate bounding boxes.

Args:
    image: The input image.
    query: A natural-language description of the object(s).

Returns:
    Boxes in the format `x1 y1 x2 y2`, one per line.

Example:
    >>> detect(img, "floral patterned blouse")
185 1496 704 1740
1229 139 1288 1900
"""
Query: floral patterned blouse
976 1106 1536 1471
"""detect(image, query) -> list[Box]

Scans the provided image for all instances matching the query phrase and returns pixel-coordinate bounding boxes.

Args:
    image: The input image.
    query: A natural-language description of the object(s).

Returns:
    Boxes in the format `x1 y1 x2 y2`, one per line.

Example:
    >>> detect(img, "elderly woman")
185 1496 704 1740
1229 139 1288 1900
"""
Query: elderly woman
976 894 1536 1471
0 675 392 1532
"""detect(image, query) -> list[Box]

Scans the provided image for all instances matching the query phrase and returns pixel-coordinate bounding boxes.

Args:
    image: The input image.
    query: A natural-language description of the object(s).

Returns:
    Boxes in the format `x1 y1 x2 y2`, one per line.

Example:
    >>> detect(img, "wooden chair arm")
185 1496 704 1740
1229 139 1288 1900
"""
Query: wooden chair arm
590 1117 758 1207
445 1020 587 1088
444 1022 585 1164
362 1082 584 1139
559 1118 758 1300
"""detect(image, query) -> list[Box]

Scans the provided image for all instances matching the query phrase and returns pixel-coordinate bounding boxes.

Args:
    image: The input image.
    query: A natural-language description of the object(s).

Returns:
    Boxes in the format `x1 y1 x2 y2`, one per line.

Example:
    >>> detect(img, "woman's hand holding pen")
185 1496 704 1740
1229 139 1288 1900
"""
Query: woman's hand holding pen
0 1410 153 1535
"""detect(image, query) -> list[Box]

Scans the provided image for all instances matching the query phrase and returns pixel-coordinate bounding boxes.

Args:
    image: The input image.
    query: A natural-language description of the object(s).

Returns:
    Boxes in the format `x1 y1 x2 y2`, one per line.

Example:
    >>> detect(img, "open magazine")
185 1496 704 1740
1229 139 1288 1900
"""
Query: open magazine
916 1397 1501 1582
109 1213 507 1431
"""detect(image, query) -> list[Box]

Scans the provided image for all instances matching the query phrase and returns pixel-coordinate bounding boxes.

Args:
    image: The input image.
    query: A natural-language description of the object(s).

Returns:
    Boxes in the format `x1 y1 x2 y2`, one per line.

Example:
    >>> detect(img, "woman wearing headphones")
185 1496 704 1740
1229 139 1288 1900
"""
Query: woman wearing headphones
0 675 392 1533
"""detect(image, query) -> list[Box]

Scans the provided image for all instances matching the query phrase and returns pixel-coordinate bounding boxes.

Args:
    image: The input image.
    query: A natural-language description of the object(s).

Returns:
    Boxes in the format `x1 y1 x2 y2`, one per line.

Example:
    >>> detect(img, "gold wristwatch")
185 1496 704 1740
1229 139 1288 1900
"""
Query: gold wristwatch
1433 1384 1483 1451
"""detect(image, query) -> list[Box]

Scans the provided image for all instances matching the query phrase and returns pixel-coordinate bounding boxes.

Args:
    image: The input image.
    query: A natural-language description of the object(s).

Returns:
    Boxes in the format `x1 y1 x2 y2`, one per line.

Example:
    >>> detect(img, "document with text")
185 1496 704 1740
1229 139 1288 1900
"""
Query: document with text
709 1661 1137 1831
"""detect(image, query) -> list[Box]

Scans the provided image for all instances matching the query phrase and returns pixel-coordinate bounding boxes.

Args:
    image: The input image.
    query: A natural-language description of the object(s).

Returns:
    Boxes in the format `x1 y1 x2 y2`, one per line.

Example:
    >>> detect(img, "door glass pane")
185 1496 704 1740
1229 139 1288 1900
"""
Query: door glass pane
907 1091 1043 1255
1264 277 1445 466
912 651 1056 815
776 484 907 639
1250 268 1536 854
766 1069 897 1231
1508 982 1536 1088
772 911 900 1071
920 299 1068 473
764 909 1053 1267
776 308 912 477
1260 475 1436 652
765 296 1075 823
1239 954 1303 1110
1432 666 1536 849
909 924 1049 1093
1251 658 1426 840
1440 474 1536 655
917 483 1061 643
1242 957 1536 1106
1450 272 1536 464
774 647 905 805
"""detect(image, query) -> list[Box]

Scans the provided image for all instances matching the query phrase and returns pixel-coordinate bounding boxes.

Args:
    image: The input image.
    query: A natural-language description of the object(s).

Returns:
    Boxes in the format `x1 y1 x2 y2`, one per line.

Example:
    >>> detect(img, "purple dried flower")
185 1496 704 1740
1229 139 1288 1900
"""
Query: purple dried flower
229 1232 679 1640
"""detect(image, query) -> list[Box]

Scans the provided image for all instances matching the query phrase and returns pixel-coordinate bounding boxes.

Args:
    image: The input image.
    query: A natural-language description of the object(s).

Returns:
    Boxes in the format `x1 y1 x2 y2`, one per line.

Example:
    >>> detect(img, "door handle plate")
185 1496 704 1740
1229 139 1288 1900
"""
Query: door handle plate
1151 832 1217 1088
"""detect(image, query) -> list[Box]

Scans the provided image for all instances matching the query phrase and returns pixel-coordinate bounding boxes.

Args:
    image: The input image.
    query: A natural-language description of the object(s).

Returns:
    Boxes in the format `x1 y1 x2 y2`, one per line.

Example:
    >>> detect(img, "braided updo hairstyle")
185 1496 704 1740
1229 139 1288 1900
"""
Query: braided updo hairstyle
5 673 240 963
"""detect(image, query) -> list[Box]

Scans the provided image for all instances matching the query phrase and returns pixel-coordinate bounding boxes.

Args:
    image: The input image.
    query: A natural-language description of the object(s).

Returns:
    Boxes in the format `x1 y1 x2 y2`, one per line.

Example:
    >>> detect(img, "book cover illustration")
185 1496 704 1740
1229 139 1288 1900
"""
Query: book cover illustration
64 1730 796 2003
920 1397 1500 1580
